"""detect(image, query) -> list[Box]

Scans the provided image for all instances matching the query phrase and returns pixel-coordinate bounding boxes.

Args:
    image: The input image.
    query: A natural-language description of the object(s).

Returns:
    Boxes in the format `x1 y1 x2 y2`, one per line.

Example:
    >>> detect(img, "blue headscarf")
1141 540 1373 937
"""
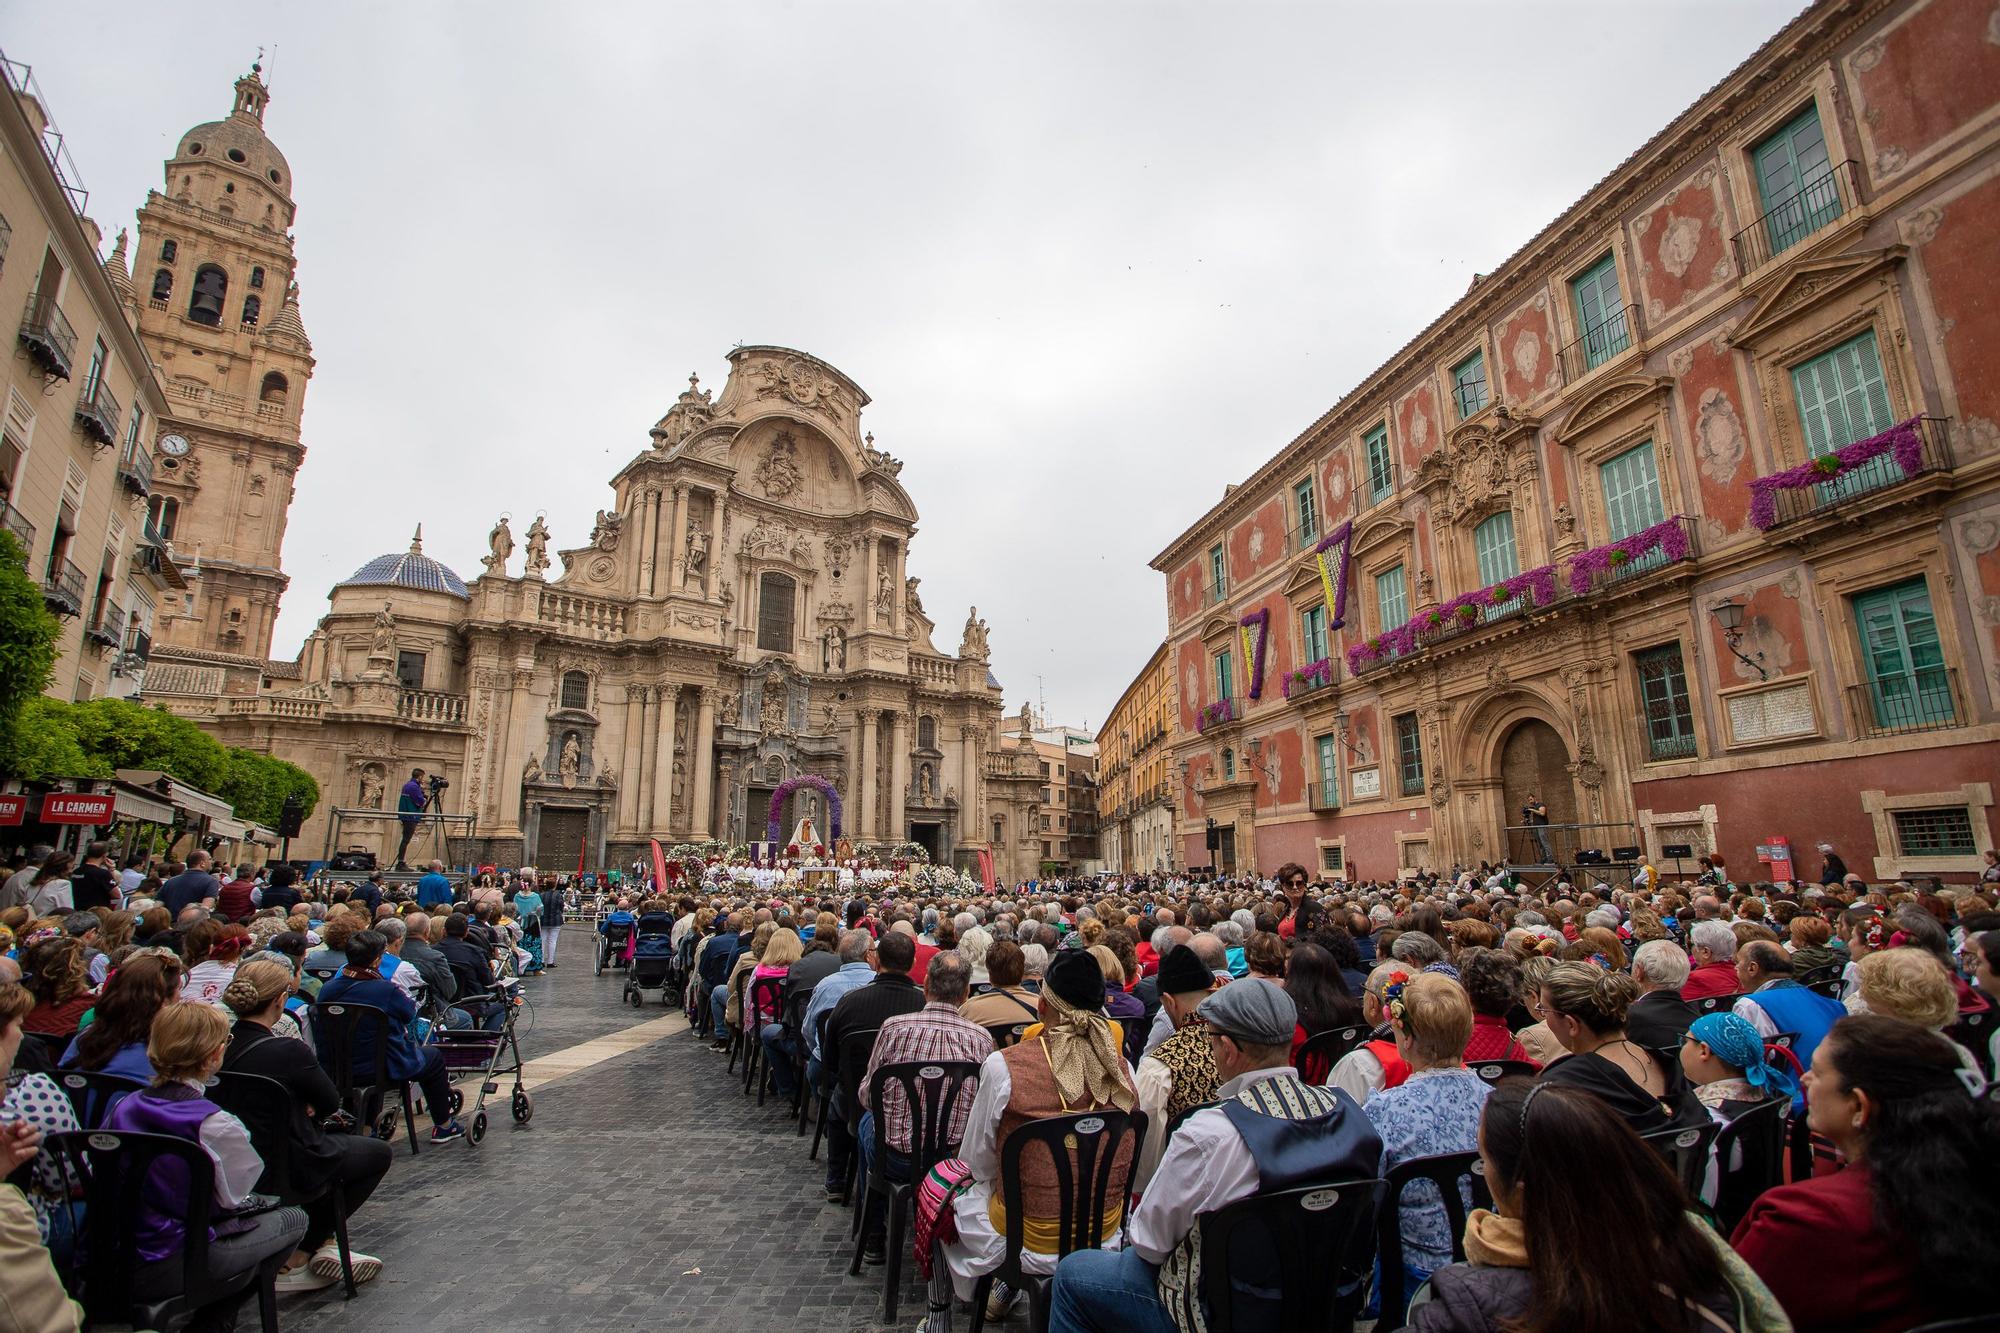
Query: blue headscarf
1688 1012 1798 1102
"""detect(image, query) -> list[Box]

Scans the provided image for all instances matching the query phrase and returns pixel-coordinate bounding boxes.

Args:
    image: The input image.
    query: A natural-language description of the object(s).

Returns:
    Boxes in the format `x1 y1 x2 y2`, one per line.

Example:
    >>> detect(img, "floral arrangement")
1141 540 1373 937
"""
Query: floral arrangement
1197 698 1235 732
1238 608 1271 700
765 774 843 844
1381 969 1412 1023
889 841 932 865
1746 417 1925 530
1282 657 1334 699
1314 521 1355 629
1566 518 1690 594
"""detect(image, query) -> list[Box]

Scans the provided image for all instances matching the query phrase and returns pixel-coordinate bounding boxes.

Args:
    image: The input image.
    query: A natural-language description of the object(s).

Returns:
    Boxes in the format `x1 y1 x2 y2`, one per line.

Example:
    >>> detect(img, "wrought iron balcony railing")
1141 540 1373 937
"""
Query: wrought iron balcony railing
1731 160 1862 273
19 292 76 380
1847 667 1962 739
1559 304 1638 382
1761 417 1953 530
0 500 33 557
118 446 154 497
43 557 85 617
74 376 121 447
85 602 126 650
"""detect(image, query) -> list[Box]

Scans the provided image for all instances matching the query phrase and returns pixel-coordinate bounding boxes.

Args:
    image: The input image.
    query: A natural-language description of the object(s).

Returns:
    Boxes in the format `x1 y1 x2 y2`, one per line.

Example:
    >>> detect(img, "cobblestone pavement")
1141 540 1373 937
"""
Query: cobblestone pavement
281 951 926 1333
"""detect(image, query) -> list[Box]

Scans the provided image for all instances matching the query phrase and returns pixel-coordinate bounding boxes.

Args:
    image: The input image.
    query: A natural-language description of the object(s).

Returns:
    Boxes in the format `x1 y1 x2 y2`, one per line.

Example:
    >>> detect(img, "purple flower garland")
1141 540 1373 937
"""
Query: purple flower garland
766 774 843 844
1238 608 1271 700
1314 521 1355 629
1565 518 1690 594
1281 658 1334 699
1197 699 1235 733
1746 417 1924 530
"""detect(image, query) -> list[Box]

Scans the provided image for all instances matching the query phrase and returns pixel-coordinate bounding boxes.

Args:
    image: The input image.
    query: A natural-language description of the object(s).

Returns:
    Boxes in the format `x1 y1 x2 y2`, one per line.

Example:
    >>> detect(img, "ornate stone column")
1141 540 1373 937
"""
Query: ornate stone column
691 687 717 837
632 685 657 832
668 485 690 593
653 684 679 837
707 492 727 600
617 684 646 835
889 710 910 842
960 723 983 829
860 534 877 632
637 490 658 598
848 713 867 838
858 710 878 839
495 665 537 837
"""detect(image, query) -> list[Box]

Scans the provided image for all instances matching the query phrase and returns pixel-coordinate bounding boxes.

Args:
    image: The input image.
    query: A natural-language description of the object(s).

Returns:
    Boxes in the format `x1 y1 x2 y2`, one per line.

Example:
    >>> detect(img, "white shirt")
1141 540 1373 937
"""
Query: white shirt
0 867 34 910
118 867 146 899
25 878 72 915
1731 985 1782 1040
1141 1005 1176 1057
1126 1066 1293 1264
177 1081 265 1207
1326 1043 1388 1104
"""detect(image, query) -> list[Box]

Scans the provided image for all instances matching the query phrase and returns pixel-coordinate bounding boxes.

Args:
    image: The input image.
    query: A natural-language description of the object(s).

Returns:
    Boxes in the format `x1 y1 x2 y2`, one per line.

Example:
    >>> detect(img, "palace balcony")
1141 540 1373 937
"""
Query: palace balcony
1731 160 1863 274
19 292 76 380
73 377 121 447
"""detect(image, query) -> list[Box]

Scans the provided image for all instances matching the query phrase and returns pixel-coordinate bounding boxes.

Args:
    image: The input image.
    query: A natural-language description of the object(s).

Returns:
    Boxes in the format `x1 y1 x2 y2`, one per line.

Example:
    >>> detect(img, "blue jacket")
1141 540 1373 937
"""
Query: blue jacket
317 973 424 1081
416 872 454 908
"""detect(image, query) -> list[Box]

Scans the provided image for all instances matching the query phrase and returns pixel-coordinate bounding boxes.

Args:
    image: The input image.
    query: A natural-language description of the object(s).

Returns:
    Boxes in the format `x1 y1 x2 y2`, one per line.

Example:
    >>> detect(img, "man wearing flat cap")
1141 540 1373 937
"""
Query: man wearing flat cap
1132 945 1224 1189
1049 978 1383 1333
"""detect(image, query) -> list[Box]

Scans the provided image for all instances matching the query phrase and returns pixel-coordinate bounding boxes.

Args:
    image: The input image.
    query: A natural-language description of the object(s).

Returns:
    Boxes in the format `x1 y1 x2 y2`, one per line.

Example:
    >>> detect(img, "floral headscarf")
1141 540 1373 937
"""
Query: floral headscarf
1688 1012 1798 1102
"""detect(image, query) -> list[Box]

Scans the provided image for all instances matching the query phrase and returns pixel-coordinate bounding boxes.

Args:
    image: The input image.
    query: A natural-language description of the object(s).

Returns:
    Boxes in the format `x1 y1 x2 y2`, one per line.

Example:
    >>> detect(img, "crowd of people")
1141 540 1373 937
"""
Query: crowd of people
643 858 2000 1332
1 842 571 1331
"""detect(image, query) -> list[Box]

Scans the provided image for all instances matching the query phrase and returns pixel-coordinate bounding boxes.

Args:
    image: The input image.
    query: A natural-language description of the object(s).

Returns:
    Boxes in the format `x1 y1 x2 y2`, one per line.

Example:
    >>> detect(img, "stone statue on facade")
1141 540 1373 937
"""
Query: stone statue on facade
590 508 623 552
559 733 582 788
960 607 990 659
717 689 740 727
358 765 385 810
484 515 514 572
904 576 924 617
524 514 551 579
762 671 788 735
685 524 710 584
1554 502 1577 539
822 625 847 672
371 604 397 659
875 568 895 621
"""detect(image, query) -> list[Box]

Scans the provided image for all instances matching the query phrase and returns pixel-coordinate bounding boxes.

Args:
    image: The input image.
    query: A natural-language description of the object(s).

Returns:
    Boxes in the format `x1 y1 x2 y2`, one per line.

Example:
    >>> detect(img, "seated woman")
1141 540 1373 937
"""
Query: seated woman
1285 941 1364 1071
316 930 467 1145
1362 973 1490 1306
1 980 84 1259
1679 1012 1796 1123
1089 945 1145 1062
180 920 250 1005
104 1002 309 1328
62 953 184 1084
1733 1014 2000 1332
1852 948 1982 1076
1505 954 1566 1067
1535 961 1705 1134
1456 948 1536 1065
223 960 395 1292
927 952 1139 1324
750 927 802 1097
21 937 97 1044
1410 1080 1773 1331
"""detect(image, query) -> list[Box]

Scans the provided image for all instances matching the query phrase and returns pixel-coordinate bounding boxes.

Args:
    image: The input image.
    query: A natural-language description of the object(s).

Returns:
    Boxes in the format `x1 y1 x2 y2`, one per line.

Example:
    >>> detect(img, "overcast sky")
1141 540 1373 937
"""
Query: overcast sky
14 0 1801 730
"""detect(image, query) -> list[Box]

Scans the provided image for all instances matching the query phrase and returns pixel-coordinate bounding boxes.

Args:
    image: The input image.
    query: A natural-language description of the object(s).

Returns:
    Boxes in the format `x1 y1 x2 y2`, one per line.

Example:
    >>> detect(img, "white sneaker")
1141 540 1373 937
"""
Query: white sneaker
274 1265 336 1294
308 1244 382 1283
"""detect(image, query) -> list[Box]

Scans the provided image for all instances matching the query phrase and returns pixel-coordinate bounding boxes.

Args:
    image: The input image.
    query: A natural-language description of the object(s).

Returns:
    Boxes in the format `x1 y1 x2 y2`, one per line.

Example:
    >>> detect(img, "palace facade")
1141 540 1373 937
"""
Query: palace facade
1152 0 2000 884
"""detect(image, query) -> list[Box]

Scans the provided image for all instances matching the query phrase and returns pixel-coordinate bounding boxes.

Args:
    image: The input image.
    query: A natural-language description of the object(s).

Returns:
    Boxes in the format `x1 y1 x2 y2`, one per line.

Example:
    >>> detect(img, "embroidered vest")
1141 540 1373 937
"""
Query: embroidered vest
1153 1024 1220 1125
989 1039 1135 1247
1158 1076 1379 1333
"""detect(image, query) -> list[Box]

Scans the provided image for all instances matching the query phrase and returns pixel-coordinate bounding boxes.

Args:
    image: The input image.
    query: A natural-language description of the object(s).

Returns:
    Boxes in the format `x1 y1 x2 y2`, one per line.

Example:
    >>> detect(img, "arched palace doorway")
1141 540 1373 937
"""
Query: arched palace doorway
1499 719 1577 866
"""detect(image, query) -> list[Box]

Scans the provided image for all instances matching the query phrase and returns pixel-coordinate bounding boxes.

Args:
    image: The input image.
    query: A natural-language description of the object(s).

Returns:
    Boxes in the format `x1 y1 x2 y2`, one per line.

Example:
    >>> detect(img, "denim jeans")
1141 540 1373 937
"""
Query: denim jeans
854 1109 910 1244
1048 1248 1175 1333
709 984 730 1041
761 1023 798 1097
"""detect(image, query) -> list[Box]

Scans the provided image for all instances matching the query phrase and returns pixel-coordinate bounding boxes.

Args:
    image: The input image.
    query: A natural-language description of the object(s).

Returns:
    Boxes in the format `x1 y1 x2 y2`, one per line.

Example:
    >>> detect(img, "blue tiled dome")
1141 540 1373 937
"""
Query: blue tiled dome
337 532 470 600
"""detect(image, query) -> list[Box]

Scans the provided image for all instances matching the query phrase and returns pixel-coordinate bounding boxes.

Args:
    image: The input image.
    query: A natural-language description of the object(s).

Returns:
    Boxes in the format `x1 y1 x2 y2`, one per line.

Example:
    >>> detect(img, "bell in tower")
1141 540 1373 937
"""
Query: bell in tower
188 265 227 327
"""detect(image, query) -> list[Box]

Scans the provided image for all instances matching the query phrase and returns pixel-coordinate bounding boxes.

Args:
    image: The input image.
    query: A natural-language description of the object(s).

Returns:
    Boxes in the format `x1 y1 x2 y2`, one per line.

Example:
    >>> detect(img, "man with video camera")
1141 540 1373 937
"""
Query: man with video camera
395 767 444 870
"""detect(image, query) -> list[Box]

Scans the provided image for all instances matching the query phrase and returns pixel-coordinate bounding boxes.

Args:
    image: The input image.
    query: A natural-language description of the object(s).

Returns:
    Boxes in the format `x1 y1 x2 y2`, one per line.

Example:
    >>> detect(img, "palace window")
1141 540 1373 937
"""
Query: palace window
1366 424 1393 503
1214 649 1234 703
560 670 590 711
1295 479 1318 544
1451 350 1489 419
395 651 426 692
1792 330 1895 502
757 572 796 652
1395 712 1425 795
249 265 265 289
1890 807 1976 858
1222 748 1236 782
1752 104 1838 258
1636 644 1696 760
1301 603 1328 665
1570 253 1631 371
1853 577 1954 730
1375 565 1408 632
1474 511 1520 618
147 494 179 541
1209 543 1227 600
1599 440 1666 572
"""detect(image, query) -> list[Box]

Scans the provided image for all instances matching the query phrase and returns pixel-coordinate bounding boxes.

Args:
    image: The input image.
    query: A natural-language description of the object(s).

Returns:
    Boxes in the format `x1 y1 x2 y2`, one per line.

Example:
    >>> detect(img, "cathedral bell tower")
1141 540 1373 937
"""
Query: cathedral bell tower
134 62 313 660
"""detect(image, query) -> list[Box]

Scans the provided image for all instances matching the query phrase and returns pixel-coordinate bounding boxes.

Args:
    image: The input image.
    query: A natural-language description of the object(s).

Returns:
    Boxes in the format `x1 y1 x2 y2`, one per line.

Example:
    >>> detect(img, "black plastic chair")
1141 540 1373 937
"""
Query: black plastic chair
807 1009 838 1157
743 974 787 1102
314 1000 422 1156
1640 1120 1721 1199
984 1022 1022 1050
1204 1177 1387 1333
725 969 753 1074
51 1067 147 1128
1467 1059 1541 1086
967 1108 1150 1333
829 1024 883 1203
1949 1009 1996 1082
1693 993 1743 1015
1375 1151 1490 1330
779 984 816 1126
1294 1024 1370 1085
1795 964 1844 999
846 1059 984 1322
43 1128 284 1333
1708 1094 1790 1233
211 1069 359 1298
305 965 340 988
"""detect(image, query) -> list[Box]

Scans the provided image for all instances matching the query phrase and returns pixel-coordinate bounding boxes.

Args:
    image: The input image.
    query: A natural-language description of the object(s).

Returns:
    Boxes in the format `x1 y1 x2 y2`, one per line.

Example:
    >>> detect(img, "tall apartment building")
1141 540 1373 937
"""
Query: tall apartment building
1153 0 2000 884
1 50 177 702
1097 643 1179 873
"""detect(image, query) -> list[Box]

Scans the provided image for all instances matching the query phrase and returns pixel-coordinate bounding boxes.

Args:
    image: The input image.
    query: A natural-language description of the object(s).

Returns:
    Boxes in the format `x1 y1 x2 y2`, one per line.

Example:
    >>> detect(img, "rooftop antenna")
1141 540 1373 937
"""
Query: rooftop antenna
1036 675 1048 728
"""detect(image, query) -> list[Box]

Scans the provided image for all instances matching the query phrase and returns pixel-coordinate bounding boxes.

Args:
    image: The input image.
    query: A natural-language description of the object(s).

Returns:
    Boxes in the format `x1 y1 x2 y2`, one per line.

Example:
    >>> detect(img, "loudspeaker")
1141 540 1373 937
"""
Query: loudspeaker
1205 826 1220 852
1661 843 1693 859
1575 848 1608 866
277 794 304 839
1612 845 1643 863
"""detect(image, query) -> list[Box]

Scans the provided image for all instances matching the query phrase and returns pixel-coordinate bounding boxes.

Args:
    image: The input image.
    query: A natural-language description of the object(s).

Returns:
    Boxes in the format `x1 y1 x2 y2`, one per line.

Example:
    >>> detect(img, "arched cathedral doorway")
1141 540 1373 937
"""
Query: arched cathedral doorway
1499 719 1576 866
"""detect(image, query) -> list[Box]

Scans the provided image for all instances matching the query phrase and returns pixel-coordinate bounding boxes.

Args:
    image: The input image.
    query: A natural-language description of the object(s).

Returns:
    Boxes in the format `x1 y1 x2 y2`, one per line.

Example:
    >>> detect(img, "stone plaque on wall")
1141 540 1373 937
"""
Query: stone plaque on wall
1350 767 1382 801
1726 680 1816 745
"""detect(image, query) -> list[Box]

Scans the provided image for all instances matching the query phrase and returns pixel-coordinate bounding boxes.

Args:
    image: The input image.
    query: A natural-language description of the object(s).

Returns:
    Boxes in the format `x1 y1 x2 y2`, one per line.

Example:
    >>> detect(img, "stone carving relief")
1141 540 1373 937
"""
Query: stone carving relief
905 577 924 617
1413 425 1512 524
357 763 385 809
761 669 789 736
861 432 902 476
590 509 622 552
1658 215 1704 280
718 689 741 727
650 372 716 448
1900 207 1944 247
671 706 692 823
754 433 804 499
823 536 851 575
875 568 896 622
755 356 845 415
818 599 855 625
370 604 397 659
1959 515 2000 558
1695 387 1747 484
1554 503 1576 539
1511 329 1543 388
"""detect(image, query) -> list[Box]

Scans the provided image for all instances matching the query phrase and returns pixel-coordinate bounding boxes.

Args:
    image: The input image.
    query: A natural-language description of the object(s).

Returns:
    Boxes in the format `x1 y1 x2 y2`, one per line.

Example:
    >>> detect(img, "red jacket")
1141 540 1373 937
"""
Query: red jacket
1679 959 1740 1001
217 877 258 920
1732 1164 1932 1332
1462 1012 1536 1065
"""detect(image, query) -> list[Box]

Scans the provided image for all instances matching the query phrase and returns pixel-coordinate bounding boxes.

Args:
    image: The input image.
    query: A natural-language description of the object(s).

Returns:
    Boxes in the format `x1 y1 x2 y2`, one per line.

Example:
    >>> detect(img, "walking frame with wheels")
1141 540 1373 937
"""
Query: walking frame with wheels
430 972 533 1145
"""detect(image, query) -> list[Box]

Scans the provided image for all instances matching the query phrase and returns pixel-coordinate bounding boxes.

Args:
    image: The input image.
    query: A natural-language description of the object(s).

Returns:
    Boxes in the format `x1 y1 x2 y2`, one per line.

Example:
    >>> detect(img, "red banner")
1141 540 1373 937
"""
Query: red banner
978 848 995 892
0 795 27 826
40 793 114 825
649 838 668 895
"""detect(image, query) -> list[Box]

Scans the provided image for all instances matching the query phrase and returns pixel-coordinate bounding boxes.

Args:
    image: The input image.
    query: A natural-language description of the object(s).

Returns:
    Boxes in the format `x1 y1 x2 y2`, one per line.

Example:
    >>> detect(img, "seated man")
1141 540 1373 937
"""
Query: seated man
436 913 506 1033
930 951 1141 1322
1730 939 1845 1106
316 930 467 1144
1048 980 1384 1333
959 940 1043 1032
1325 961 1416 1102
1132 944 1224 1189
854 953 993 1263
695 911 747 1040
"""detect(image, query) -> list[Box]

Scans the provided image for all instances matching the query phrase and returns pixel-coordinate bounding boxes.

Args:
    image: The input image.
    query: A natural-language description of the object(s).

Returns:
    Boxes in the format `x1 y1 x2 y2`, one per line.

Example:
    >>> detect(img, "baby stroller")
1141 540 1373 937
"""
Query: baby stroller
595 920 634 975
622 926 676 1006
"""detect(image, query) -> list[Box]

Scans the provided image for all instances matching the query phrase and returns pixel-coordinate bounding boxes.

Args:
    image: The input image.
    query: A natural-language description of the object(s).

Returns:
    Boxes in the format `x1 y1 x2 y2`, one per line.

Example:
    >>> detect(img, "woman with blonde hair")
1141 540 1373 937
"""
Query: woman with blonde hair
1537 960 1706 1133
105 1001 308 1320
1509 955 1566 1066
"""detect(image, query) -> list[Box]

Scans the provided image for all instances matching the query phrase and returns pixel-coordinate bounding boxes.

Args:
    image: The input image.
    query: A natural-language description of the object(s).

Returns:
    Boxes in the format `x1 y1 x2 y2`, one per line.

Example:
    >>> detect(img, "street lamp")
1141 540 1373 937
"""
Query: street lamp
1331 709 1367 759
1709 598 1769 681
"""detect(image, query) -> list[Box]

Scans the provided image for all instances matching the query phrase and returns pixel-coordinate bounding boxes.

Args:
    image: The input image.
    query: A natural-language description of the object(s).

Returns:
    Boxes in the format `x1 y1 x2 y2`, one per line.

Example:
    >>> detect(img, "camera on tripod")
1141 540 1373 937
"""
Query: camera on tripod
427 774 450 794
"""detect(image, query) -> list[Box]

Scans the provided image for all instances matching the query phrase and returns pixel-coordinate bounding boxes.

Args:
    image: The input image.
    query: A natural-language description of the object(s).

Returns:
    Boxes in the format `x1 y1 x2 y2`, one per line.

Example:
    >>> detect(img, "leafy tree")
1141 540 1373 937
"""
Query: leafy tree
71 697 229 791
5 696 102 781
0 530 63 766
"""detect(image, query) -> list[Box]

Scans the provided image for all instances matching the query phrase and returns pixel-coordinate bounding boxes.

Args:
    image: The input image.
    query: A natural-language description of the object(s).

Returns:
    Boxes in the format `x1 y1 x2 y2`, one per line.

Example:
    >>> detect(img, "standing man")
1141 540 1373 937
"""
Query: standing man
1522 793 1553 864
416 860 455 910
160 850 222 917
117 852 151 903
71 841 118 912
394 768 428 870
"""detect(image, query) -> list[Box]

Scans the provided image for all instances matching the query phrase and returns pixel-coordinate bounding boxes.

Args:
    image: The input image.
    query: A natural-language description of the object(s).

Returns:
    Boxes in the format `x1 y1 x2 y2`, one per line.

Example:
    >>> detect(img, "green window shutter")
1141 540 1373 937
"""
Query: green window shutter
1570 254 1630 370
1636 644 1697 760
1215 651 1234 702
1301 605 1327 663
1852 577 1953 727
1754 105 1837 256
1452 352 1489 419
1375 565 1408 630
1366 426 1393 501
1792 331 1897 502
1315 733 1338 807
1209 545 1227 598
1473 512 1519 586
1599 441 1666 541
1296 481 1318 543
1395 713 1425 794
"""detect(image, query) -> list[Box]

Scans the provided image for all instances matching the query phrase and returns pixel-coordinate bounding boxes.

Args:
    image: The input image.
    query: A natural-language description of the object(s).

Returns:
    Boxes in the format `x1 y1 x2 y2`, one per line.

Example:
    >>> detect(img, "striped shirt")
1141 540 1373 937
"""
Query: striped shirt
859 1001 994 1153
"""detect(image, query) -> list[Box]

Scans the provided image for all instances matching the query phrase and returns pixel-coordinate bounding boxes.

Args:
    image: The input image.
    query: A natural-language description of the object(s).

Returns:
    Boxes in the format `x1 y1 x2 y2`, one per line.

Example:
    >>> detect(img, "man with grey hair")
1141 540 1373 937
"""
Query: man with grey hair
1682 919 1741 1001
802 930 876 1067
400 911 458 1022
1019 943 1050 986
1628 939 1696 1050
374 916 423 1001
1016 919 1045 950
1390 931 1446 969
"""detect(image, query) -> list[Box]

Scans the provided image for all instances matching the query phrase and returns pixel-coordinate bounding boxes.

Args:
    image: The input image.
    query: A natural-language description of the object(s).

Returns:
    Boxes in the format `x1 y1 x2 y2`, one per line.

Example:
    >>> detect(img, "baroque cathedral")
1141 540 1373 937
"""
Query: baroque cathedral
137 70 1046 880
